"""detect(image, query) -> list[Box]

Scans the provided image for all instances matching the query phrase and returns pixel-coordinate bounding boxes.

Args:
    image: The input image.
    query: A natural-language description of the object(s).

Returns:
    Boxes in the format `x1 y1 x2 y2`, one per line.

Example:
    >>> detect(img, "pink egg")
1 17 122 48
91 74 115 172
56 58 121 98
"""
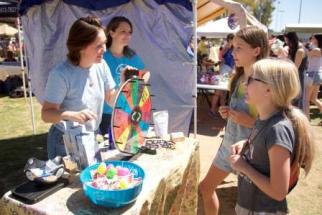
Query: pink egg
117 167 130 176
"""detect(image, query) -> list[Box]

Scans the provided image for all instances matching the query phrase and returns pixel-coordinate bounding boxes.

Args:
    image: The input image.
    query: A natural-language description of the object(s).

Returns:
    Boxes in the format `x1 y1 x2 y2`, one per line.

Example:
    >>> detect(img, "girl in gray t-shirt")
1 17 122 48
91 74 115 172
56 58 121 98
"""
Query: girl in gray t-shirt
230 58 315 214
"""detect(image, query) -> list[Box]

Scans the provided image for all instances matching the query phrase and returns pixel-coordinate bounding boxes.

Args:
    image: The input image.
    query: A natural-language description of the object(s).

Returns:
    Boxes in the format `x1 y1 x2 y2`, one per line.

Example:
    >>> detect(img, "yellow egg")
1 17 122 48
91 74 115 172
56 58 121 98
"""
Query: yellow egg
97 162 107 175
119 179 128 189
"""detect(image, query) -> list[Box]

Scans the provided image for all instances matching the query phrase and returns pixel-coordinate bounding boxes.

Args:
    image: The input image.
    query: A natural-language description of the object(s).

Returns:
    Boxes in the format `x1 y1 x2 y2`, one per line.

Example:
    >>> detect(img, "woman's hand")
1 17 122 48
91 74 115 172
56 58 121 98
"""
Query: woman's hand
229 109 255 128
42 101 97 124
141 69 151 83
218 106 230 119
120 65 137 84
231 139 247 155
64 109 97 124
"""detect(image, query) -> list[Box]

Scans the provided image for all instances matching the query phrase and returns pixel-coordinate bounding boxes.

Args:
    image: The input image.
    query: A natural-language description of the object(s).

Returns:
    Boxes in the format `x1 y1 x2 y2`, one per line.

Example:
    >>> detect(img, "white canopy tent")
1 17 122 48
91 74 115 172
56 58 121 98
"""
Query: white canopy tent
197 17 239 38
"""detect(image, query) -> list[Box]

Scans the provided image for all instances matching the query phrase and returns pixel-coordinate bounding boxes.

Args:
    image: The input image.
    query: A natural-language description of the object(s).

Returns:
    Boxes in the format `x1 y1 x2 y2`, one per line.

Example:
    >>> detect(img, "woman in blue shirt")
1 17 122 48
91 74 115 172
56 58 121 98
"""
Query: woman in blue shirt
100 16 150 137
42 16 116 159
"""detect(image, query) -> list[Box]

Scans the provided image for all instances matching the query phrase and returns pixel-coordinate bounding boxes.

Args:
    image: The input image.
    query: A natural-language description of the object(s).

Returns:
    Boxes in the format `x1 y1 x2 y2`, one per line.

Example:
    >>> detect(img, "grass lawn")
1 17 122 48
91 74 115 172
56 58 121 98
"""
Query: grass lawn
0 95 322 214
0 95 50 196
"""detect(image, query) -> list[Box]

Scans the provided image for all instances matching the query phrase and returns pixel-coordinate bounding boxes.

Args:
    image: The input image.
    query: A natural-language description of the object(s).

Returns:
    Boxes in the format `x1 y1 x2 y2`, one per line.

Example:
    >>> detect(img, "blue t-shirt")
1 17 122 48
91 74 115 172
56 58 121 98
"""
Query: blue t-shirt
223 48 234 68
103 50 145 114
44 60 116 131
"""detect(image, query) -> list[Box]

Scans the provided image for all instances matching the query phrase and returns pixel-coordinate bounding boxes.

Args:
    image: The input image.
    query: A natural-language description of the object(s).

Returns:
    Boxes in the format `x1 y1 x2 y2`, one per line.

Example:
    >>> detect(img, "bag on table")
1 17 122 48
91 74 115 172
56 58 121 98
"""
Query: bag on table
62 121 99 170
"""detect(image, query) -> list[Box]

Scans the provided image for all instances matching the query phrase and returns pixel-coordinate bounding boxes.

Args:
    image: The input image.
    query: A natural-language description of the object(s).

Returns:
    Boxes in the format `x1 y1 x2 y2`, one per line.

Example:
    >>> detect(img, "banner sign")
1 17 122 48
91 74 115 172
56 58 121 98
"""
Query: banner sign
0 3 18 18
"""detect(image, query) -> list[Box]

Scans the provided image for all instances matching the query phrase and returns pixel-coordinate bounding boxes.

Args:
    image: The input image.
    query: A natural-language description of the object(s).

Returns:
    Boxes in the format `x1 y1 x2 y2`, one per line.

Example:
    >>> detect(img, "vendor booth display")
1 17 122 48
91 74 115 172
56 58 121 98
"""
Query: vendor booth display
1 138 199 214
19 0 194 135
0 1 198 213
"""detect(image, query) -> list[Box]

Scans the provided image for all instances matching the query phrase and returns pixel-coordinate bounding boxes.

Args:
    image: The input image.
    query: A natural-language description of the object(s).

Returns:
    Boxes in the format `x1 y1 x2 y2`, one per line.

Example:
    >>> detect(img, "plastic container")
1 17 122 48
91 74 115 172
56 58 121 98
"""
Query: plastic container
80 161 145 208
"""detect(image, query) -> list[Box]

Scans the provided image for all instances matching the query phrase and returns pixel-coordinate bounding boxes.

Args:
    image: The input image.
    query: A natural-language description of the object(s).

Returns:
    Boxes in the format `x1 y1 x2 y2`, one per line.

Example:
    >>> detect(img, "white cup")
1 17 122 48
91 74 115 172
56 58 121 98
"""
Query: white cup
153 110 169 139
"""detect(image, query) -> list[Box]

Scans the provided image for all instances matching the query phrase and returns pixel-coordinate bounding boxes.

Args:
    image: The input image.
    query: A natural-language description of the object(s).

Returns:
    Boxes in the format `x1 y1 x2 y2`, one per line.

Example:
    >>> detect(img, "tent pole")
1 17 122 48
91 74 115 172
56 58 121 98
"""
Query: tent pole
19 17 37 135
16 17 27 100
192 0 197 138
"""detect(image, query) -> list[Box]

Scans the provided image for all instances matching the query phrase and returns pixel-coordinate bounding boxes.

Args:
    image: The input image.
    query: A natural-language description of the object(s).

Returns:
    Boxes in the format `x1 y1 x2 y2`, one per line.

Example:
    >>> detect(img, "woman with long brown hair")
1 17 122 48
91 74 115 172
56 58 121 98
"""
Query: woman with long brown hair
100 16 150 137
284 32 307 110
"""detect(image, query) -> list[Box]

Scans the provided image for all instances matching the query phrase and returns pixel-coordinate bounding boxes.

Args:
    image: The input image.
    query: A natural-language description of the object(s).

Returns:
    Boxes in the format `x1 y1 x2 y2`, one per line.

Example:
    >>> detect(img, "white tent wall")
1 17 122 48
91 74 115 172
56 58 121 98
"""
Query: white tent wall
21 0 194 135
197 17 239 38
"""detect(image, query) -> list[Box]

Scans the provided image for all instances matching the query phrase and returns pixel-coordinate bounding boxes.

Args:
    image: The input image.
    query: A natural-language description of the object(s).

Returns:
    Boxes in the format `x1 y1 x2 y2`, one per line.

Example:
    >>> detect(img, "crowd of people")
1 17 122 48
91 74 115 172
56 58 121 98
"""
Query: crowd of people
40 14 319 215
198 29 322 123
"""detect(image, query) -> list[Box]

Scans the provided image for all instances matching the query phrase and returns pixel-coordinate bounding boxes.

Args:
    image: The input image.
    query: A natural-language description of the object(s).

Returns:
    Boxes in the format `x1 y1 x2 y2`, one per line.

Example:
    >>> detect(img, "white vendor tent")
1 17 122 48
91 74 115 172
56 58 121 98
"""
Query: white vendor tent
197 17 239 38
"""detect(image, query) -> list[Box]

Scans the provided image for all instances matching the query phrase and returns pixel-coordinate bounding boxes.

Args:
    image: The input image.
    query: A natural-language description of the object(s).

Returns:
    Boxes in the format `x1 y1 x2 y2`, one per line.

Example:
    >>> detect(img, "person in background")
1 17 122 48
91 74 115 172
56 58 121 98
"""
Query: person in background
284 32 307 110
304 34 322 120
198 36 210 56
100 16 150 137
41 16 116 159
270 34 288 59
220 33 235 74
209 33 235 116
200 26 269 215
198 54 215 74
4 50 17 62
230 58 314 214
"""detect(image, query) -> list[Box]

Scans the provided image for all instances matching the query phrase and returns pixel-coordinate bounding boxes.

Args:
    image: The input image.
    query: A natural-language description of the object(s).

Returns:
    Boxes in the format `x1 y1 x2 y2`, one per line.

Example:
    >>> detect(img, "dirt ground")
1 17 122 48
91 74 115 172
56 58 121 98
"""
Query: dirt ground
195 98 322 215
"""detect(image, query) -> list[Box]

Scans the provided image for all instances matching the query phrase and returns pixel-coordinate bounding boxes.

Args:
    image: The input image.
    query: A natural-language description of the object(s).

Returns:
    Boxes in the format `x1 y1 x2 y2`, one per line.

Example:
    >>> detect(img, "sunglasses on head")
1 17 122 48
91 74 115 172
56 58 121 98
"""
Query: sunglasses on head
246 76 270 85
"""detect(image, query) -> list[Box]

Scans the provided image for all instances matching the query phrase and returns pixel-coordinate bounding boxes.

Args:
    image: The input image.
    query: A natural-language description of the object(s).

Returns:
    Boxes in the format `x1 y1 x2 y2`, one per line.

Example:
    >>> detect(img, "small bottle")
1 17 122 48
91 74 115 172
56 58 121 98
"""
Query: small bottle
108 128 116 150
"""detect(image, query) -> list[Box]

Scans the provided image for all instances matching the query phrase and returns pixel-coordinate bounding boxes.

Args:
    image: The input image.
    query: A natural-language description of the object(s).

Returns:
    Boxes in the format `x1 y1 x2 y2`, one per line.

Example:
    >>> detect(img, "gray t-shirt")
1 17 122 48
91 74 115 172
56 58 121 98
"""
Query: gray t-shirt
237 111 295 213
44 60 116 131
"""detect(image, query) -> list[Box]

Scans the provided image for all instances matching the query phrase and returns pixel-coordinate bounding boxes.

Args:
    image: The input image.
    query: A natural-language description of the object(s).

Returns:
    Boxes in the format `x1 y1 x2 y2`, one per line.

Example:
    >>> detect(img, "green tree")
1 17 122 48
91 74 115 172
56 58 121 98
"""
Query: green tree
235 0 276 26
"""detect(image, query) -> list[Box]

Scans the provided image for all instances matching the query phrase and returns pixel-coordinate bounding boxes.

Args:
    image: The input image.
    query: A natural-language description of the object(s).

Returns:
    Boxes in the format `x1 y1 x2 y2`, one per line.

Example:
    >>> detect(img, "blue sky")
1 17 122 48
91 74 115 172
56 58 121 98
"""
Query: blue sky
269 0 322 32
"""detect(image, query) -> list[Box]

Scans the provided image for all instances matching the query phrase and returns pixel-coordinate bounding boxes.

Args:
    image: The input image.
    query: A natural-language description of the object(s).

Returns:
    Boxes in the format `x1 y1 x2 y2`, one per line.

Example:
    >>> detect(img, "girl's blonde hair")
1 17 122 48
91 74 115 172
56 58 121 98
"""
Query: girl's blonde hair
230 26 269 94
252 58 315 175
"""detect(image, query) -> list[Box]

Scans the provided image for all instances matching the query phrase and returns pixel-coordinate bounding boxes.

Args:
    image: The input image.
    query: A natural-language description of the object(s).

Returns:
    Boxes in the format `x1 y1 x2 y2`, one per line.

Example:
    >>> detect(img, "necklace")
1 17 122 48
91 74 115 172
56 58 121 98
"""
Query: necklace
241 110 280 160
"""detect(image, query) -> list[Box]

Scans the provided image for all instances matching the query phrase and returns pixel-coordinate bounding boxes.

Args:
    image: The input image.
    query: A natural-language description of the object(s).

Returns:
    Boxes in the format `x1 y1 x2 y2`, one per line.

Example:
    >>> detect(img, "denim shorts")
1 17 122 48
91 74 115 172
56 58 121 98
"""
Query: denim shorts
47 125 66 159
306 71 322 86
213 139 233 173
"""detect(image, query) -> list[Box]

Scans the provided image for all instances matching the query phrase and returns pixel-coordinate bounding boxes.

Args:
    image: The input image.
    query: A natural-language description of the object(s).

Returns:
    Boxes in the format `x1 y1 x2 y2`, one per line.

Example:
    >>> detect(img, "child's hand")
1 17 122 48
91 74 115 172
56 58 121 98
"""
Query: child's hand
229 109 255 128
231 140 247 155
218 106 230 119
230 154 248 173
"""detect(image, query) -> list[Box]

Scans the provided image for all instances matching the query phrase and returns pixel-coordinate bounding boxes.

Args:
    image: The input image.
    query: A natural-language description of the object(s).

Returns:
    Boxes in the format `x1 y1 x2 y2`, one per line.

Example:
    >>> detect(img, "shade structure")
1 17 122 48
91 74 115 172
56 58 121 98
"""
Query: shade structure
197 0 226 26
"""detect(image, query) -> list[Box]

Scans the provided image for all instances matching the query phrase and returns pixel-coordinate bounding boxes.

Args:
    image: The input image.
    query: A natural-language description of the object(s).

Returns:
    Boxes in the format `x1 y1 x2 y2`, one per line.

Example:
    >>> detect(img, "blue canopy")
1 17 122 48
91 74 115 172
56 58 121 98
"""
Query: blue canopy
19 0 192 15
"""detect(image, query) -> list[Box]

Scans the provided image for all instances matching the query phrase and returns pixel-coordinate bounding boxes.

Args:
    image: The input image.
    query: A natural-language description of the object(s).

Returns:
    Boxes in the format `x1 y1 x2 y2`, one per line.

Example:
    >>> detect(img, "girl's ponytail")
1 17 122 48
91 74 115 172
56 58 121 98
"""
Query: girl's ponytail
285 107 315 175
